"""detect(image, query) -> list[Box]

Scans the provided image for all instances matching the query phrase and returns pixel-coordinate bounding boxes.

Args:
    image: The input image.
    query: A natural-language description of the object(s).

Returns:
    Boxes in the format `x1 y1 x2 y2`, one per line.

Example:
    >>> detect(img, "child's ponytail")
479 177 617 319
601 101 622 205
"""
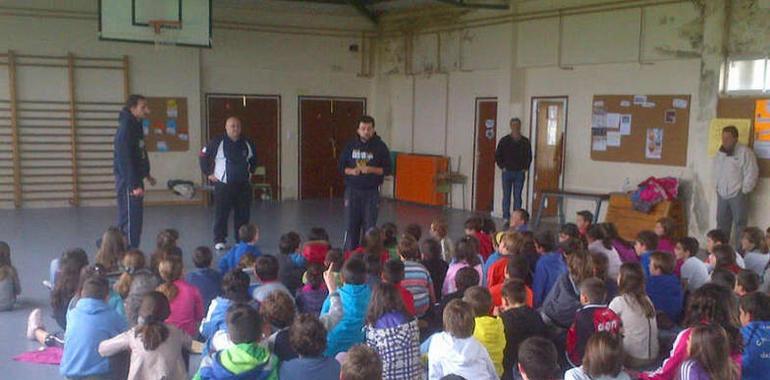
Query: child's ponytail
156 256 182 302
135 291 171 351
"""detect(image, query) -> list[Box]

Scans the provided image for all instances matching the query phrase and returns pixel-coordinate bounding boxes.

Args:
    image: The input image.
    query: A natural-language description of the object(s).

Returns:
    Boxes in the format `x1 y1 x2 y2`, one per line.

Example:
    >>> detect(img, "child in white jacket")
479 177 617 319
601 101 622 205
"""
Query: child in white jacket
427 299 497 380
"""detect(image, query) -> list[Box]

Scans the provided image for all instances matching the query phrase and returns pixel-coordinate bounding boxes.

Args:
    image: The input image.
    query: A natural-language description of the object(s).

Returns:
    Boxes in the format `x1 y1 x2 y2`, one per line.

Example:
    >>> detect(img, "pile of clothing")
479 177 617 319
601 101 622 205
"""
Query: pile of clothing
630 176 679 213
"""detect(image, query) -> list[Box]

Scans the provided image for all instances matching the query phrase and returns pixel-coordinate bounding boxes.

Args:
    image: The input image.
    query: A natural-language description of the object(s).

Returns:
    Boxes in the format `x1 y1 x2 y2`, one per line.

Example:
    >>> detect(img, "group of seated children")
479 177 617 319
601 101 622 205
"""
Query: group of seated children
4 208 770 380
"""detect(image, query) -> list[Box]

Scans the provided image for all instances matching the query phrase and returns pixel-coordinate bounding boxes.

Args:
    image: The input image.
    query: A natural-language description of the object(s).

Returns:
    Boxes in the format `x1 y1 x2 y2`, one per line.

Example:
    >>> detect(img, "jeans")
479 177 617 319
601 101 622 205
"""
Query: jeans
717 192 748 246
213 181 252 244
501 170 526 220
116 179 143 249
344 187 380 250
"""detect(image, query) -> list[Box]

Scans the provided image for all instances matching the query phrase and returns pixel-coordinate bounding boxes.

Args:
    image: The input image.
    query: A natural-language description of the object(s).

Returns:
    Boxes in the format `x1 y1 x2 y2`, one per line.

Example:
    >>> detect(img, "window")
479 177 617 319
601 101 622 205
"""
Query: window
724 58 770 94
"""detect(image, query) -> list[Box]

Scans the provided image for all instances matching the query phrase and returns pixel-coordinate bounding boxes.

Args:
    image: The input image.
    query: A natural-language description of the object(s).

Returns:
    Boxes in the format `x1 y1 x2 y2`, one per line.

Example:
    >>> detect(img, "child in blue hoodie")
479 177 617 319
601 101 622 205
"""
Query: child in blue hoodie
60 276 128 379
646 251 684 326
194 304 278 380
740 292 770 380
199 270 253 355
218 224 262 274
635 230 659 278
187 246 223 314
321 255 371 357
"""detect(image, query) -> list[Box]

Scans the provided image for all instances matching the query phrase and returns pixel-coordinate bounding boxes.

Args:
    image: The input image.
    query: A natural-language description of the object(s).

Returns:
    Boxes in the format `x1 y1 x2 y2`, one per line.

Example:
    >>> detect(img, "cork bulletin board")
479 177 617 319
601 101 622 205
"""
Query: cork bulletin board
717 96 770 177
590 95 691 166
142 97 189 152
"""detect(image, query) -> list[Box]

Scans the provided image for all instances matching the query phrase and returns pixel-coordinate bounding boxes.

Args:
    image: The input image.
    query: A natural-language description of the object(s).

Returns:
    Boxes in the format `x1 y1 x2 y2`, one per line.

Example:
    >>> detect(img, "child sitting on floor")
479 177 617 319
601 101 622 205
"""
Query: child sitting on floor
186 246 222 313
646 251 684 326
654 217 676 254
295 262 328 314
420 238 447 300
429 218 454 263
381 259 415 317
115 249 161 326
250 254 291 303
398 235 435 318
442 236 483 295
499 279 546 380
302 227 331 265
321 256 372 357
427 299 497 380
735 269 760 296
464 216 494 262
218 224 261 274
464 286 506 377
566 278 621 367
564 332 632 380
157 256 204 337
99 291 192 380
609 263 659 370
635 230 659 278
199 269 252 354
0 241 21 311
279 314 341 380
60 276 128 379
741 227 769 276
261 291 298 362
490 255 532 308
364 282 422 380
340 345 382 380
674 237 709 292
678 324 740 380
739 292 770 380
194 304 279 379
277 231 305 295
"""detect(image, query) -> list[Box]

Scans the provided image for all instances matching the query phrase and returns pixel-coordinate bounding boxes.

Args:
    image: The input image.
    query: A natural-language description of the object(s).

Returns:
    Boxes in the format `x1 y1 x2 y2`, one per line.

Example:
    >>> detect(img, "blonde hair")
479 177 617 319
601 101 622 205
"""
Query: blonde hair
156 256 183 302
114 250 146 298
95 227 126 272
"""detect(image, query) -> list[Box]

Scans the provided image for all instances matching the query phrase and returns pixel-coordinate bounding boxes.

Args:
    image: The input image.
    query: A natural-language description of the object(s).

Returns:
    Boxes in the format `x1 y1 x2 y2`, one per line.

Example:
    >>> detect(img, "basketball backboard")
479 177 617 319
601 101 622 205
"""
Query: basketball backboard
98 0 212 48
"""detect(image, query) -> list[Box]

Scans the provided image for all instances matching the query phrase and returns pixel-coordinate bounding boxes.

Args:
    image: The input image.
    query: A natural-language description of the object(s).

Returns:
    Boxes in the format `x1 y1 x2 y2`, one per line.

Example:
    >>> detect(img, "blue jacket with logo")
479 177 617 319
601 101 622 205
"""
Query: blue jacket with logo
338 134 391 190
742 321 770 380
200 134 257 184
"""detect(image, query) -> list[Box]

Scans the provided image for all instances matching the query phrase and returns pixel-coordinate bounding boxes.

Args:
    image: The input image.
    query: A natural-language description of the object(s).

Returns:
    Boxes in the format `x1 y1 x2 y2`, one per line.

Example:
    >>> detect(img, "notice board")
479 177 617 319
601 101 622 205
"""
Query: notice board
142 97 189 152
590 95 691 166
717 96 770 177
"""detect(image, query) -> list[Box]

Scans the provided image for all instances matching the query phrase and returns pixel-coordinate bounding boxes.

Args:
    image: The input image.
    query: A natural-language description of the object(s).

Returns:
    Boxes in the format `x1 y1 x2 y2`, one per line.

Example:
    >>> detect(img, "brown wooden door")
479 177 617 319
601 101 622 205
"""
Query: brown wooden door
207 95 280 199
474 98 498 212
299 97 366 199
532 100 566 217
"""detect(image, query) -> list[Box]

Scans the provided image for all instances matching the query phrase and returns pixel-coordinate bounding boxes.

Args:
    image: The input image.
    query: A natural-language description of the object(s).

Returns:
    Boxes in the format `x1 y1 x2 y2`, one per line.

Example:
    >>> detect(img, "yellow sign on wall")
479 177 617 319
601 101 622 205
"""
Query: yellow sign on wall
753 99 770 159
708 118 752 157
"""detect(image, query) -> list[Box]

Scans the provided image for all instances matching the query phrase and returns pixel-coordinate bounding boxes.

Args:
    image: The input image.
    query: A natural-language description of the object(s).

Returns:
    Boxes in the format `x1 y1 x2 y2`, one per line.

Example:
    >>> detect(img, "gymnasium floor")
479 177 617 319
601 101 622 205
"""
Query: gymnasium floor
0 198 482 378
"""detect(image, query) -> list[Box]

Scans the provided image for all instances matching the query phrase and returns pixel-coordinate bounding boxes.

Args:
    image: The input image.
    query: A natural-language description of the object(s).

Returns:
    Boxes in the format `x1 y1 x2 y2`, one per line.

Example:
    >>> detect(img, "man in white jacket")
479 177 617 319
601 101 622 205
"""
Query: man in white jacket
713 125 758 246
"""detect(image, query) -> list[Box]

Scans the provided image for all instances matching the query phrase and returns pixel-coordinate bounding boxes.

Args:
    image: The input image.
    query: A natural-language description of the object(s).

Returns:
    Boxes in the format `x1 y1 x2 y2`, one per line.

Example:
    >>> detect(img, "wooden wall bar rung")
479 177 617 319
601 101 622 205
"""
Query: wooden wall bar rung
67 52 80 206
7 50 21 207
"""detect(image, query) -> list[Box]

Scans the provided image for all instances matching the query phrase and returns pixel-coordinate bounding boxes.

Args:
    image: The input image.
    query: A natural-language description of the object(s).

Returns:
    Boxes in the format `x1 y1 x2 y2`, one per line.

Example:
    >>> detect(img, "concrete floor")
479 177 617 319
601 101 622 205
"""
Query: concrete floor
0 198 482 378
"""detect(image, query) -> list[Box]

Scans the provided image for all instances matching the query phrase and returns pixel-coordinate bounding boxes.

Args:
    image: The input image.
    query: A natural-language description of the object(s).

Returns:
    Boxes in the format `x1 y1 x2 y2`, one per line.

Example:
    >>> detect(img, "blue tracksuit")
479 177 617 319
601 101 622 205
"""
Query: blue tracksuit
199 134 257 244
113 108 150 248
742 321 770 380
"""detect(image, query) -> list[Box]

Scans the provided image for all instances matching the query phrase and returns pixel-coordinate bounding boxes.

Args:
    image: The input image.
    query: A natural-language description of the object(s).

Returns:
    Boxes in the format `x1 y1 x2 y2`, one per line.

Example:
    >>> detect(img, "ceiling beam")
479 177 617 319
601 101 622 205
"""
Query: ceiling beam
346 0 379 24
435 0 509 10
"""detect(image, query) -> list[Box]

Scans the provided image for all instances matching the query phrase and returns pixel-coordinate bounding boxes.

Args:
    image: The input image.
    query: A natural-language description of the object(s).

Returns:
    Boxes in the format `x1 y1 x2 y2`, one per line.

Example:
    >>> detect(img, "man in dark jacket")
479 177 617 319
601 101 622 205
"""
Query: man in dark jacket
113 94 154 249
338 115 391 251
199 116 257 250
495 118 532 226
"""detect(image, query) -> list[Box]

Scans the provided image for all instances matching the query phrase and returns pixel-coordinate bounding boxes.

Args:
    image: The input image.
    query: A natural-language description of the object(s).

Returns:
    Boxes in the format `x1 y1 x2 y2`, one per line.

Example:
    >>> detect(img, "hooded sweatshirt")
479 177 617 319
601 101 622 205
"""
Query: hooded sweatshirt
338 134 392 190
742 321 770 380
60 297 128 378
427 332 498 380
321 282 371 356
113 107 150 189
473 316 506 376
540 272 581 328
194 342 278 380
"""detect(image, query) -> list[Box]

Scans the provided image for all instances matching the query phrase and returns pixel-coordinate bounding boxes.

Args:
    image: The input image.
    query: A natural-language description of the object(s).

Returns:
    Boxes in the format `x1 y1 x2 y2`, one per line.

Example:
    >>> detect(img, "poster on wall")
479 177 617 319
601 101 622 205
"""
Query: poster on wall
645 128 663 159
754 99 770 159
708 118 752 156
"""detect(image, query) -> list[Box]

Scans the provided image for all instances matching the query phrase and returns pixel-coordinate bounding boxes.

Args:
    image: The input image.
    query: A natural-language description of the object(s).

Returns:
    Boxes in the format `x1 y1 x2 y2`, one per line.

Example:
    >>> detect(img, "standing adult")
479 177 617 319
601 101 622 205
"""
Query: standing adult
114 94 155 249
199 116 257 251
495 117 532 226
339 115 391 251
713 125 758 245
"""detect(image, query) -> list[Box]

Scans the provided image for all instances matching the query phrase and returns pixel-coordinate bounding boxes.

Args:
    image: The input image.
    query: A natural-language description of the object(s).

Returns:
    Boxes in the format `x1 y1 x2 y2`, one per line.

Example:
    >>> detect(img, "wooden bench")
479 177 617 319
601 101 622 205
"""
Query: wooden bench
605 193 686 241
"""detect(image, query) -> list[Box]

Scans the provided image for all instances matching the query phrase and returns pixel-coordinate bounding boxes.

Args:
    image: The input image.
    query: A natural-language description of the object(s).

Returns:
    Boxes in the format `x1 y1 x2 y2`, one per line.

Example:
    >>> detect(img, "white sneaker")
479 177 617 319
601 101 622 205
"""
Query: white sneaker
27 308 43 341
42 280 52 290
214 243 226 251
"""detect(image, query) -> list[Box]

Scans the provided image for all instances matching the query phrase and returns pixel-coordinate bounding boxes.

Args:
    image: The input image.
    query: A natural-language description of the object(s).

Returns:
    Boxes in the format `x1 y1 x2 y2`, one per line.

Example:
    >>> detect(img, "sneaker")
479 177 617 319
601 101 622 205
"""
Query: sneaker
42 280 53 290
27 308 43 341
214 242 226 251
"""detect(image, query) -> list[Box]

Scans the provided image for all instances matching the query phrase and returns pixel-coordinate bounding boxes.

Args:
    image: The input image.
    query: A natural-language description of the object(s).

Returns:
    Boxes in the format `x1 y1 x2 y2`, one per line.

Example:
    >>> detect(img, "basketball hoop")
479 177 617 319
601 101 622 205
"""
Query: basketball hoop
148 20 182 50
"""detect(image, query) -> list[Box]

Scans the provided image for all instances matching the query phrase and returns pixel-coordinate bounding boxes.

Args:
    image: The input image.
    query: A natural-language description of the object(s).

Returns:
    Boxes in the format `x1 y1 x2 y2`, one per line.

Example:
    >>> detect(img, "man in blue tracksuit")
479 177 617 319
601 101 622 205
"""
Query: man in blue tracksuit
338 115 391 251
113 94 154 249
199 116 257 250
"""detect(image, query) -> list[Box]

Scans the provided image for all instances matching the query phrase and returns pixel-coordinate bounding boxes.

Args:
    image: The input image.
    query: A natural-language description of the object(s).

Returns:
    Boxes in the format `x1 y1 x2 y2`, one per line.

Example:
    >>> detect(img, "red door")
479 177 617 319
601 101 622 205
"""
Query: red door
474 98 498 212
206 95 280 199
299 97 366 199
